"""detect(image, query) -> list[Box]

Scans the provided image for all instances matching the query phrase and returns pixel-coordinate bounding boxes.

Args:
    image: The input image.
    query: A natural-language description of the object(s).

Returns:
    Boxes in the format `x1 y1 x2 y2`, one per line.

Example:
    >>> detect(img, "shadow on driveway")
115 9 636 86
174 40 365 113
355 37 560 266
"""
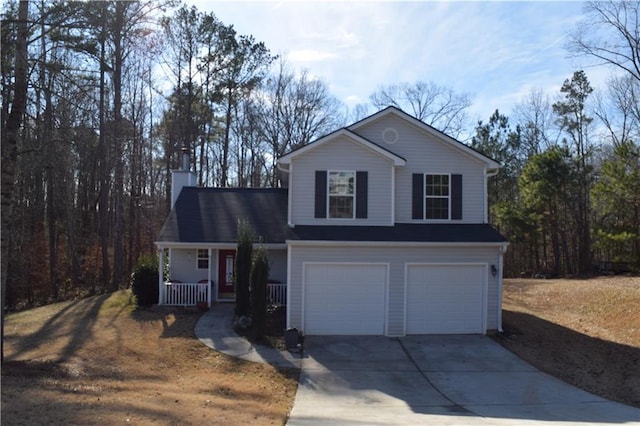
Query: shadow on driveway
499 309 640 408
288 334 640 425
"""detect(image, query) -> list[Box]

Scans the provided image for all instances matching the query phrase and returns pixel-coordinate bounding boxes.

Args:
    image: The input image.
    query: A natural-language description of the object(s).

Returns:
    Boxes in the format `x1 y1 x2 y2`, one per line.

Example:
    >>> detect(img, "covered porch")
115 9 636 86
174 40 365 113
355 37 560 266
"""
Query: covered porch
155 243 288 308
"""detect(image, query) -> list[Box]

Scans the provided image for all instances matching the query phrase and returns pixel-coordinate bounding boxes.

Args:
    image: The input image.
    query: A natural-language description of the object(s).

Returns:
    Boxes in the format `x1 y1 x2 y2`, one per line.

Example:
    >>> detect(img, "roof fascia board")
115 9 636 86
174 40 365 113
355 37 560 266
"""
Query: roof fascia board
277 128 406 166
286 240 509 248
349 107 501 170
155 242 288 250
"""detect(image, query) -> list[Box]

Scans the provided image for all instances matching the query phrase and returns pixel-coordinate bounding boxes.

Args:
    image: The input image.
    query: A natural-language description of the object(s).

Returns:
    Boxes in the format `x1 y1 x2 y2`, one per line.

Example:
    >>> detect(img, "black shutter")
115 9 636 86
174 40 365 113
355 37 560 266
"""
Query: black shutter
412 173 424 219
451 174 462 220
355 171 368 218
314 170 327 218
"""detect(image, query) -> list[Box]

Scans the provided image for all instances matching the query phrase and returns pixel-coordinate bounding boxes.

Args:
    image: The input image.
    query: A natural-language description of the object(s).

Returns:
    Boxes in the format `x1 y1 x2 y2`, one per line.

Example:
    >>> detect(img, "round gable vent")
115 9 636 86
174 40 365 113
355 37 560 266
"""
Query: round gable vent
382 127 398 144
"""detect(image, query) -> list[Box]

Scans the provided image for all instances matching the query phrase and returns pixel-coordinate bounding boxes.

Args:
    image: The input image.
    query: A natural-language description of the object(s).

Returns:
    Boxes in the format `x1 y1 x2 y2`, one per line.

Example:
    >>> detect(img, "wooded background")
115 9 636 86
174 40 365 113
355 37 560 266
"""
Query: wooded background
2 1 639 311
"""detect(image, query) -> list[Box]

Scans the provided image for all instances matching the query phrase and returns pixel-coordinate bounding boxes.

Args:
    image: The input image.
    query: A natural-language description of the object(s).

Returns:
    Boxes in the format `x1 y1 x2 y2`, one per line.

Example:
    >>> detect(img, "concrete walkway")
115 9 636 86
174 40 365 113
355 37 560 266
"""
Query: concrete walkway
195 304 640 426
194 303 303 369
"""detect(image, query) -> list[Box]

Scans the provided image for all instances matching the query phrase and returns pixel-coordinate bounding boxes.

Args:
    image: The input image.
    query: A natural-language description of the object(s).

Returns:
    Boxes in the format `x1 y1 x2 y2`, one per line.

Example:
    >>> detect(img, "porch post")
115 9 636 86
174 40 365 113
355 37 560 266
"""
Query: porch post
158 247 164 306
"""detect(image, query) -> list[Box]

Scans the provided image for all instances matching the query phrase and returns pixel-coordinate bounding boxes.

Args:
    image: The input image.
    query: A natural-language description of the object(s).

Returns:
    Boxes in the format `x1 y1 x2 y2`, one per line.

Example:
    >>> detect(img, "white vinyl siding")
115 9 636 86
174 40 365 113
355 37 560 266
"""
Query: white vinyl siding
288 244 501 336
351 114 486 223
289 136 394 226
169 249 212 283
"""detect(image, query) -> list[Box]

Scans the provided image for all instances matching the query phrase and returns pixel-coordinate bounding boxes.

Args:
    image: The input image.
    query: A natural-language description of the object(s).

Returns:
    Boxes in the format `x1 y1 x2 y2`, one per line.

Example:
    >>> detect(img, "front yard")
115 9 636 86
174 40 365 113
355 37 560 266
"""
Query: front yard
1 291 298 425
499 276 640 408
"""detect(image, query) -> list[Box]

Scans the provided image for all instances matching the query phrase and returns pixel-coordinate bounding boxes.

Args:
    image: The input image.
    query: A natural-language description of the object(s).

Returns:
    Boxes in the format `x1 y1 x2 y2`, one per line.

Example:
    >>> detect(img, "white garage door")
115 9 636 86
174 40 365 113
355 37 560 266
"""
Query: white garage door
304 263 387 335
406 264 485 334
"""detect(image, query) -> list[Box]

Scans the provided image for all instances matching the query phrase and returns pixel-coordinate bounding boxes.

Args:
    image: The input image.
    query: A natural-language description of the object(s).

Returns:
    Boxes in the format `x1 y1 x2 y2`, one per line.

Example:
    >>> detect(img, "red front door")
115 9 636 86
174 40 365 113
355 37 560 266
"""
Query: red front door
218 250 236 300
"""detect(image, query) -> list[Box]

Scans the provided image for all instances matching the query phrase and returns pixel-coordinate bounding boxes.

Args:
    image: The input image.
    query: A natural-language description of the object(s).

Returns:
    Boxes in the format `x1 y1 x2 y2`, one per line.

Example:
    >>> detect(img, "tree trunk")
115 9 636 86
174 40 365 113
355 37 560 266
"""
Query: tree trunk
1 0 29 363
112 3 125 291
221 86 233 187
98 25 111 291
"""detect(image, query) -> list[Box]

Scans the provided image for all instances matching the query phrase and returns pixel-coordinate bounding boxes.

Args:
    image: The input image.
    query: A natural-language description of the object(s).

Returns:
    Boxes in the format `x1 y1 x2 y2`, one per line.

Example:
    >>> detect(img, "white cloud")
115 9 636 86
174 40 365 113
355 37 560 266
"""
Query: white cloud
288 49 338 63
188 1 613 126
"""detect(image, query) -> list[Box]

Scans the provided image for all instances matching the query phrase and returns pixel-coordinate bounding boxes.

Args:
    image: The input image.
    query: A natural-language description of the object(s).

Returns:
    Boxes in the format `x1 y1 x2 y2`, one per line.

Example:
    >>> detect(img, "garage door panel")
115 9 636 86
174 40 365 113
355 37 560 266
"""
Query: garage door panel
304 264 386 335
407 264 485 334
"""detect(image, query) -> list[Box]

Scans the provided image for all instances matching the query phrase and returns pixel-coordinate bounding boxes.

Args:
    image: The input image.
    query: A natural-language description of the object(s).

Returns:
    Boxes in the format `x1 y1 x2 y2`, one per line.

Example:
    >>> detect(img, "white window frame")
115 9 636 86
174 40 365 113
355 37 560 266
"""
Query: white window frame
424 173 451 220
197 249 209 269
327 170 356 219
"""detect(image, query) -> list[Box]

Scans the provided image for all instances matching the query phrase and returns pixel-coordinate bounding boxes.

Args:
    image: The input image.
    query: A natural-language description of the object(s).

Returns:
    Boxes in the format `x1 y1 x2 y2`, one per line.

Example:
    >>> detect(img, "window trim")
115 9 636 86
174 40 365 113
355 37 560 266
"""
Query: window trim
327 170 356 219
197 249 209 269
424 173 451 220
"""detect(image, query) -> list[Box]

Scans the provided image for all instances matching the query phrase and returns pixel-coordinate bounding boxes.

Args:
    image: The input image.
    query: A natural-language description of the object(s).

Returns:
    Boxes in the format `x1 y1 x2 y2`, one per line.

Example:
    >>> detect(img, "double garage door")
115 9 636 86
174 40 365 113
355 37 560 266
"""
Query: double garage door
304 263 485 335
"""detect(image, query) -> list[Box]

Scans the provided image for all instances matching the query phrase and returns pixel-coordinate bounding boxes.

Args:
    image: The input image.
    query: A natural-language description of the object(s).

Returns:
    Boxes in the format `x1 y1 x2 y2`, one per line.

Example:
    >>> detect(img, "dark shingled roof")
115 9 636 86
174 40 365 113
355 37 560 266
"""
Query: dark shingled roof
157 187 507 244
290 224 507 243
157 187 293 244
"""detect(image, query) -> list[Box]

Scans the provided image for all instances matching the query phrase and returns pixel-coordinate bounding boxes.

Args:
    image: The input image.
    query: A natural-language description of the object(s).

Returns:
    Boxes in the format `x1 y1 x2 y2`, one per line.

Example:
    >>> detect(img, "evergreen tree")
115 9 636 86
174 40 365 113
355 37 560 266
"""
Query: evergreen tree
592 141 640 267
250 246 269 337
553 70 594 275
235 219 253 317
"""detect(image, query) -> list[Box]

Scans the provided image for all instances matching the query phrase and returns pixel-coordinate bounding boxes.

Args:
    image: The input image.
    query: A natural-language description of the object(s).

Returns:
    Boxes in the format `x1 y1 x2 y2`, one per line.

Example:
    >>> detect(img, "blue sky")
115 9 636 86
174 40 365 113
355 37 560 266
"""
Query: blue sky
188 1 610 124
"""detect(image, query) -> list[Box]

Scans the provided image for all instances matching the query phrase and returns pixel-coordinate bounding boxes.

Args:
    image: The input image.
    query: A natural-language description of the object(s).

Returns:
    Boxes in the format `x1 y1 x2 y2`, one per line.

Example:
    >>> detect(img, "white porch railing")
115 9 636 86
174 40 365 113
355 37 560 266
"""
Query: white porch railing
267 283 287 306
161 282 286 307
162 282 210 307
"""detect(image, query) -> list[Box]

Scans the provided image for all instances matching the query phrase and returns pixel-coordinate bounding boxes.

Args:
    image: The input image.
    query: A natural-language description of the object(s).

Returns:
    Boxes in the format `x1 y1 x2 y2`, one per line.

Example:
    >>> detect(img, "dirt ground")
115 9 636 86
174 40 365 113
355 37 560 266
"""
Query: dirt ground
499 276 640 408
1 291 298 425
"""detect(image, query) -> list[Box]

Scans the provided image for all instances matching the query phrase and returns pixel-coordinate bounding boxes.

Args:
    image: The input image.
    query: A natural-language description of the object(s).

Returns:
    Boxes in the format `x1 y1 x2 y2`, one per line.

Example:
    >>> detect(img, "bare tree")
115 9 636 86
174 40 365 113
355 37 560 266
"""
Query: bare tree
513 89 556 155
568 1 640 82
370 81 472 138
257 60 344 186
593 75 640 147
1 0 28 363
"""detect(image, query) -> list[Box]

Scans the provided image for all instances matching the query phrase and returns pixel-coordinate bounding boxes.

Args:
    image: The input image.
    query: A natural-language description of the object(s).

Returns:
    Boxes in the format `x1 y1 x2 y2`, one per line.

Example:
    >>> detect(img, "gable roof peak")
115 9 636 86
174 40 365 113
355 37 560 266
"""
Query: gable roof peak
349 105 500 169
277 127 406 167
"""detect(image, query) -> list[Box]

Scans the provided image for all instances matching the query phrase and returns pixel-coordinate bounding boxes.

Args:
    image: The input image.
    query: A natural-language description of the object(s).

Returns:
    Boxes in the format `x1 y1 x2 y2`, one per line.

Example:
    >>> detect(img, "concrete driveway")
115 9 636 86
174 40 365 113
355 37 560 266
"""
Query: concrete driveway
287 335 640 425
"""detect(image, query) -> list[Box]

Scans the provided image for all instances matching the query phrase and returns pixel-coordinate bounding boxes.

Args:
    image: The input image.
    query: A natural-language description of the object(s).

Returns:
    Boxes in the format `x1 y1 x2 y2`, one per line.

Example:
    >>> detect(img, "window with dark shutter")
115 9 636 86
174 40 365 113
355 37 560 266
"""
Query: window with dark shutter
355 171 368 218
414 173 463 220
315 170 327 218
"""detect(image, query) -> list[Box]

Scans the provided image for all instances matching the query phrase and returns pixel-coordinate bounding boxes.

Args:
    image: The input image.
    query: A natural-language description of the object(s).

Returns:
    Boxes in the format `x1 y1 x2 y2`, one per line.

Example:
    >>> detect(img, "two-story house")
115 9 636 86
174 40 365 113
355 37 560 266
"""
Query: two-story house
155 106 508 336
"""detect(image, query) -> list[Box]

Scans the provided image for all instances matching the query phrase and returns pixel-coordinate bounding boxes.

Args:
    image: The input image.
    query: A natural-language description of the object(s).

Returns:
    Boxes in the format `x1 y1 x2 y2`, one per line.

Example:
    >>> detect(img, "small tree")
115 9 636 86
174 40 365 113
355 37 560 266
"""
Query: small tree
235 219 253 317
250 246 269 337
130 255 159 307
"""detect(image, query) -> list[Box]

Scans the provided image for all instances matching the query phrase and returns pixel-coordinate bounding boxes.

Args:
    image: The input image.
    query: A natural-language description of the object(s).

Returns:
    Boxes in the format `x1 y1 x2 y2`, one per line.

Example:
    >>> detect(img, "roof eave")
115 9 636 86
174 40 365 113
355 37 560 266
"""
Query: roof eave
277 128 406 167
286 240 509 247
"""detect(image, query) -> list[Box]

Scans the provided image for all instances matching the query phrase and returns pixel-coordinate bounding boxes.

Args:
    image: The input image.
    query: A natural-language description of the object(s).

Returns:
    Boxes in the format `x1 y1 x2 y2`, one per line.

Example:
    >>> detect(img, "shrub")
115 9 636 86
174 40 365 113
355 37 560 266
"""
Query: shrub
251 247 269 337
130 255 159 307
235 219 253 317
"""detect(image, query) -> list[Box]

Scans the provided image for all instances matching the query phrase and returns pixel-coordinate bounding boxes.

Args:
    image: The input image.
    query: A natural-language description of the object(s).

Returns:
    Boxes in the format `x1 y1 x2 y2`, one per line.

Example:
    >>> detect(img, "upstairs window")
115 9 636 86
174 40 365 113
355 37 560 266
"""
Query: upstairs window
315 170 368 219
412 173 462 220
328 171 355 218
425 174 449 219
197 249 209 269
